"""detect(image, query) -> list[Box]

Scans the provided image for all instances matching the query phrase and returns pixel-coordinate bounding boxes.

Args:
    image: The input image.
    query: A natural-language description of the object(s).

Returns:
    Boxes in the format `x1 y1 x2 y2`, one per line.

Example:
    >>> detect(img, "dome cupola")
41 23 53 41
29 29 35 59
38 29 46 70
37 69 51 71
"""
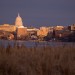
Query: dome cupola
15 13 23 27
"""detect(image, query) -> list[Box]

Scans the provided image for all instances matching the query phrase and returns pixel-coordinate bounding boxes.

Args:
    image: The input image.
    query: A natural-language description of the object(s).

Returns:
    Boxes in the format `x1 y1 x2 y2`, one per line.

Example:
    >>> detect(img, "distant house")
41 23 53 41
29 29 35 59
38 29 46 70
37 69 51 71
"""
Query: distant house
68 24 75 31
55 30 71 38
54 26 64 31
16 27 27 39
27 28 39 37
0 24 16 32
37 27 49 37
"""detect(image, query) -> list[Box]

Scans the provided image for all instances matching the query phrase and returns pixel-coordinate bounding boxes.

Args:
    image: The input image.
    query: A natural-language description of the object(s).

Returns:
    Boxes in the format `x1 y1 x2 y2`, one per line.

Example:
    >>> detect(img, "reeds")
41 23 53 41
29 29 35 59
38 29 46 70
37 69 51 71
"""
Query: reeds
0 43 75 75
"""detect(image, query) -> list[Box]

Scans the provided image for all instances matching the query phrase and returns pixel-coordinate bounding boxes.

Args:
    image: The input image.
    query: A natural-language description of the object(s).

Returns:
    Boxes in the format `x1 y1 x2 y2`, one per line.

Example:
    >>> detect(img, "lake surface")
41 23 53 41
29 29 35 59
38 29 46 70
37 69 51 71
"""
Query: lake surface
0 40 75 48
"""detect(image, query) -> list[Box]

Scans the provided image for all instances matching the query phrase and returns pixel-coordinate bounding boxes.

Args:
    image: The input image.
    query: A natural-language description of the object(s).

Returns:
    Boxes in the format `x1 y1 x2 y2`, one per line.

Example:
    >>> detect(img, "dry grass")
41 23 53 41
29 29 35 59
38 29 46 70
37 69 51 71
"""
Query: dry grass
0 43 75 75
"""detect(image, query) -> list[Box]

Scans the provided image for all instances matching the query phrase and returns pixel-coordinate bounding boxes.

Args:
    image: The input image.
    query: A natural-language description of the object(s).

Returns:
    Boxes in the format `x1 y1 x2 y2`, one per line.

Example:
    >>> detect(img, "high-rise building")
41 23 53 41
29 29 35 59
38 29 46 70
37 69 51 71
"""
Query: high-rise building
15 13 24 28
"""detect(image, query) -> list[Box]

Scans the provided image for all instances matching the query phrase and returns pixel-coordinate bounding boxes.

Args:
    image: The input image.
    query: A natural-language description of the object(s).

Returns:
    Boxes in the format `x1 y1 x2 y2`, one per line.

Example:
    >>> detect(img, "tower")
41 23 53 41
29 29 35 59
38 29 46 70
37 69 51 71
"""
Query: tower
15 13 23 27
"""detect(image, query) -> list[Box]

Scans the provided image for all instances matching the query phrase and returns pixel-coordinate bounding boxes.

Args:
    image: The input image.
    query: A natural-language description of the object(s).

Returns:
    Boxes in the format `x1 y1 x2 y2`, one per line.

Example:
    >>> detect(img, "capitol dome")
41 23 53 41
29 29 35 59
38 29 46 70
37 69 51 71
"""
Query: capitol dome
15 13 24 27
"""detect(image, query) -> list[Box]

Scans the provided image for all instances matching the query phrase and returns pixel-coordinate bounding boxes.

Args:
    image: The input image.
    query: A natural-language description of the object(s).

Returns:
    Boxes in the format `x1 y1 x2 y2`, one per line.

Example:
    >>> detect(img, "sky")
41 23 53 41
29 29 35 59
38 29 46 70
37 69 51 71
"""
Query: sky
0 0 75 27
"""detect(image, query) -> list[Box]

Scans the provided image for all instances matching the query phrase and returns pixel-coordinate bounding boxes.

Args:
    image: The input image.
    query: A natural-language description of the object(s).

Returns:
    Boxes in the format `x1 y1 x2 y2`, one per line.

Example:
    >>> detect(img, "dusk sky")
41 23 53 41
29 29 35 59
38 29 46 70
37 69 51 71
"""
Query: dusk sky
0 0 75 27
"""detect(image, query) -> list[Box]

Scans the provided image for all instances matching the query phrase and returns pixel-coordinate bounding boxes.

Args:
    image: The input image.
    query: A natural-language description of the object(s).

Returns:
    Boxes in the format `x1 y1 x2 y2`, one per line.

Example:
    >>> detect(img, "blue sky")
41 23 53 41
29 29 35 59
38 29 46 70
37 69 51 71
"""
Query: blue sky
0 0 75 27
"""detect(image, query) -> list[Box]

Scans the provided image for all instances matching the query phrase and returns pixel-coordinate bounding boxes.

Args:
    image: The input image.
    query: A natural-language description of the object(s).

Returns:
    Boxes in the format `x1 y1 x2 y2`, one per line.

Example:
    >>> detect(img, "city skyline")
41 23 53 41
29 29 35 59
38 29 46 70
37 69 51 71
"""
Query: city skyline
0 0 75 27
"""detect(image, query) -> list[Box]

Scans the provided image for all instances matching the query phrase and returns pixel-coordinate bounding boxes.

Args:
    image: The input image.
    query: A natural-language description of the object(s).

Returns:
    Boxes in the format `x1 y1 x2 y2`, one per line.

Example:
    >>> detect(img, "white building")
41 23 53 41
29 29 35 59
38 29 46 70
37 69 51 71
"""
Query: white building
15 13 24 28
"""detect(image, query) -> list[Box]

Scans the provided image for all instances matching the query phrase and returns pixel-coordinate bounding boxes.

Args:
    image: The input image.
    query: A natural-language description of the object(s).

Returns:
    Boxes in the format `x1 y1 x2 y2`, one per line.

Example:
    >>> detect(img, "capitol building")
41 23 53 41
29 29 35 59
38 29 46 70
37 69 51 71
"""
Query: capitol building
0 13 28 39
0 14 50 40
0 13 25 31
15 13 24 28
